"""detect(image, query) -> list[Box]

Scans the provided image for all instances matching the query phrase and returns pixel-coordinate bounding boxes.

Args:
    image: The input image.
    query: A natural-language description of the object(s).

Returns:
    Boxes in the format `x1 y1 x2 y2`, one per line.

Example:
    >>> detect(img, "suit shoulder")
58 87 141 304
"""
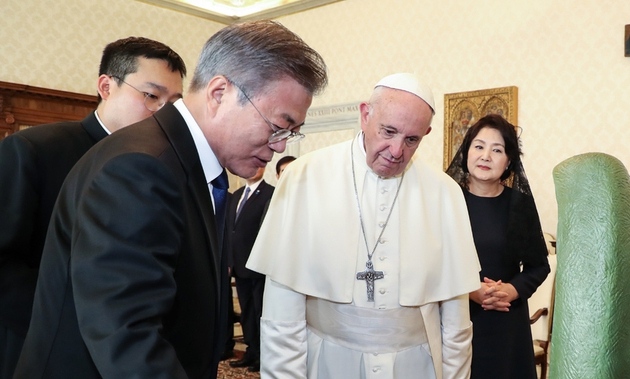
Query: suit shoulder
6 121 85 144
259 180 275 192
0 121 94 166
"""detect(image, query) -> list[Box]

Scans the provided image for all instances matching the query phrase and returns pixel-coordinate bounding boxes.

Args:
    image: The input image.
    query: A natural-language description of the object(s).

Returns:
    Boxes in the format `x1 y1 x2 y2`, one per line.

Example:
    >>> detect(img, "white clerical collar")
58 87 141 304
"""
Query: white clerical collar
357 131 367 156
173 99 223 184
93 110 112 135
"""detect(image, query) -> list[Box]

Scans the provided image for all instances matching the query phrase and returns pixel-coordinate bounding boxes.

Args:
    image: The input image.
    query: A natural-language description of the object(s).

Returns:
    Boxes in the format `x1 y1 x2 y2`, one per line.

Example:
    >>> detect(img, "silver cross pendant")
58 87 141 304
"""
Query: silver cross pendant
356 260 384 302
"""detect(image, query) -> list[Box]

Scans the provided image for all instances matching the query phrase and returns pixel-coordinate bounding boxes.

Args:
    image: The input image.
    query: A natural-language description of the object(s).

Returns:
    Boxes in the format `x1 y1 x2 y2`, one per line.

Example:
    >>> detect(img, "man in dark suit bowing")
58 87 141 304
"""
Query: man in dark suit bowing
13 20 327 379
0 36 185 379
227 167 274 372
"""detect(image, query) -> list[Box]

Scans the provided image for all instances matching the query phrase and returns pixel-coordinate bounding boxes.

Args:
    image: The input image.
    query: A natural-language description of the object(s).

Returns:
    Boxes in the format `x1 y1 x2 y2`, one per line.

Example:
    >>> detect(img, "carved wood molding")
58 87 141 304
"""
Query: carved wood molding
0 81 98 139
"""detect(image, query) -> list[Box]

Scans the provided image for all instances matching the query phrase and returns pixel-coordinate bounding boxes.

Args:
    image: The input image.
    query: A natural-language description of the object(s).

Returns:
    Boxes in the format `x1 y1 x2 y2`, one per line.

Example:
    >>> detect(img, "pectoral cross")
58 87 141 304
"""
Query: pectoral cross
356 260 384 302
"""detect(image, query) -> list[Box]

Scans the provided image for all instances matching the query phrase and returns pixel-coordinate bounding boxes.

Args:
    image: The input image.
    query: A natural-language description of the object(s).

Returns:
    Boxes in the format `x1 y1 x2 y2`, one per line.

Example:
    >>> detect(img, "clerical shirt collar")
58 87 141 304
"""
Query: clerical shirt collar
173 99 223 184
358 131 367 156
93 110 112 135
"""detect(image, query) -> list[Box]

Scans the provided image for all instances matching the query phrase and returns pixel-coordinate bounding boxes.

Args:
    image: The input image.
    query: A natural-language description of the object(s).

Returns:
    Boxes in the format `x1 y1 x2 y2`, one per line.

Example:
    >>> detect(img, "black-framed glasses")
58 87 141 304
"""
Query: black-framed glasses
230 80 305 144
110 76 165 112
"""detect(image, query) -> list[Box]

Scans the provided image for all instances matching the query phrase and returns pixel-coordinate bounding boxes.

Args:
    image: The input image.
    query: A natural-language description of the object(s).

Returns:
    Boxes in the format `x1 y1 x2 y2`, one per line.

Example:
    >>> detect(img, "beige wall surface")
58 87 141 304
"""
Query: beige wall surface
3 0 630 234
0 0 223 93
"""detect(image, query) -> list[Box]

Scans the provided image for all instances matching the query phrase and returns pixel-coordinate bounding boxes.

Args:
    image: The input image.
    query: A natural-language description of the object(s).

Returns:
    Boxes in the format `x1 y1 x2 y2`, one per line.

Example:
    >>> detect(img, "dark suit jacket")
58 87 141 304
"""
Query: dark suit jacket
0 113 108 336
14 103 223 379
226 181 274 279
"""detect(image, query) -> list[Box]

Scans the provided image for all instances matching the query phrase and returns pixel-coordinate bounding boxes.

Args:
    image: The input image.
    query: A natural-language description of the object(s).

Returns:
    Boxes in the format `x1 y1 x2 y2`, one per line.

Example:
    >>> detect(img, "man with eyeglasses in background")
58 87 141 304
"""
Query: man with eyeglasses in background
0 36 185 379
13 20 327 379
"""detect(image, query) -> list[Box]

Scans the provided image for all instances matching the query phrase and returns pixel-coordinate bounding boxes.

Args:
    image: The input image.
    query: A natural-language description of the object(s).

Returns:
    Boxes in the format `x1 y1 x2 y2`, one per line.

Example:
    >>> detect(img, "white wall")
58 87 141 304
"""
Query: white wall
0 0 222 93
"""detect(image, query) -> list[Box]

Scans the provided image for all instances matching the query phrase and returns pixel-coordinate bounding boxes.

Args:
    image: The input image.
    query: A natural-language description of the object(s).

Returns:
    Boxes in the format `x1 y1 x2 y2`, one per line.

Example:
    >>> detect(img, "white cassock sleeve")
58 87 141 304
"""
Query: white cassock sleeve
260 277 308 379
440 294 473 379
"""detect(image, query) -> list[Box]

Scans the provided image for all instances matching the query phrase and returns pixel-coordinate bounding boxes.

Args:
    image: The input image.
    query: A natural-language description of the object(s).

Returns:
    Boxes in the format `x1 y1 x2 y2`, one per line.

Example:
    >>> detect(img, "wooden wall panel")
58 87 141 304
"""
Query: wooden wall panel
0 81 98 139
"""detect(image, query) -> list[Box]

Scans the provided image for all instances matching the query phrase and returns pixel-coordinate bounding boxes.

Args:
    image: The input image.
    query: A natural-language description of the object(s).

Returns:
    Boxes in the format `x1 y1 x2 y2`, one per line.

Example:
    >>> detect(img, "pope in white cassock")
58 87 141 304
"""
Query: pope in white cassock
246 73 481 379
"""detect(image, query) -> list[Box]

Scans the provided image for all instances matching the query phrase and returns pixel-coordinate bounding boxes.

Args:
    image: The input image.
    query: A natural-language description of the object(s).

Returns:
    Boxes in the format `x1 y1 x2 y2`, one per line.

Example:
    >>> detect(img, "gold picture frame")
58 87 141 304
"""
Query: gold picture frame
443 86 518 170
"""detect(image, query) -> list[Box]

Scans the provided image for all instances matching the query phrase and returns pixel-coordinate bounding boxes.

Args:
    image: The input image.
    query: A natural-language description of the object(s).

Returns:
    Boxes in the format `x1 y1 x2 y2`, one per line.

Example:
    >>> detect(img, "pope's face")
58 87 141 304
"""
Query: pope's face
360 88 433 178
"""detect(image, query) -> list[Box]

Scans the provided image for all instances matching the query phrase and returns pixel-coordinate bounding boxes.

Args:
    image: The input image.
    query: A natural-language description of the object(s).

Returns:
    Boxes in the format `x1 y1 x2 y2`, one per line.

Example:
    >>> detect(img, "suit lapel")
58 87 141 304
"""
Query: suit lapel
249 180 269 205
235 180 268 224
151 104 222 288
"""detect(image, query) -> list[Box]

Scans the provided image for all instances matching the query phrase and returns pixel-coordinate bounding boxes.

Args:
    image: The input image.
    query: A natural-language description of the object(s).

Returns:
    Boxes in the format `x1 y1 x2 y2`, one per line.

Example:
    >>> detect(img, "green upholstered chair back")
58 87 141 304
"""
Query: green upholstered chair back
551 152 630 378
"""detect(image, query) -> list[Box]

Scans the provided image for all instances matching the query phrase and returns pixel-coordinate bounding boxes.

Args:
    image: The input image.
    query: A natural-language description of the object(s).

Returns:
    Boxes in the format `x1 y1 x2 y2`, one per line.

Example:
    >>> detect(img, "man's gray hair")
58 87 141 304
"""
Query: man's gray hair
189 20 327 103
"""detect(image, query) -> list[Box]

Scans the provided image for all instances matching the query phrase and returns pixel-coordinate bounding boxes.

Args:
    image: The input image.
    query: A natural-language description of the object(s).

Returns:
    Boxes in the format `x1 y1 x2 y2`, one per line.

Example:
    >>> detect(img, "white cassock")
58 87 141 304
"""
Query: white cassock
247 133 480 379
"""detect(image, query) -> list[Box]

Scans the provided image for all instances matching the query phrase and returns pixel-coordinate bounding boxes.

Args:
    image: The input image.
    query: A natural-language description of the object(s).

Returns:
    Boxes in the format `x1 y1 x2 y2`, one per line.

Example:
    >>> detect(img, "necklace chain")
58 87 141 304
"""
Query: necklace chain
351 138 404 262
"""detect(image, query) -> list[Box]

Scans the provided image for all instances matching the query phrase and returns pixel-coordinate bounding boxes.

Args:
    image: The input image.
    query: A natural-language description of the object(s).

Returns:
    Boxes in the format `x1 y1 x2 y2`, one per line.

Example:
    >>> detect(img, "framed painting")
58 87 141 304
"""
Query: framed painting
443 86 518 170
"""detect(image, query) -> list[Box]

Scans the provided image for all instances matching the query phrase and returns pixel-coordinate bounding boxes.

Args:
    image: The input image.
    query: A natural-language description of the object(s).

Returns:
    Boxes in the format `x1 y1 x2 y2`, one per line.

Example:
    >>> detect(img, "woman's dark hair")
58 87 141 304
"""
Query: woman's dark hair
459 114 521 181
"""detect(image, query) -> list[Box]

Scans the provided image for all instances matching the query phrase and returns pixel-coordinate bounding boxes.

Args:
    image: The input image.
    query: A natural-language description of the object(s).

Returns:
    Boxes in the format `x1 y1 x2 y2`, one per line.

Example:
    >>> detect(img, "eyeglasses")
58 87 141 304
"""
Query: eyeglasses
230 81 305 144
111 76 165 112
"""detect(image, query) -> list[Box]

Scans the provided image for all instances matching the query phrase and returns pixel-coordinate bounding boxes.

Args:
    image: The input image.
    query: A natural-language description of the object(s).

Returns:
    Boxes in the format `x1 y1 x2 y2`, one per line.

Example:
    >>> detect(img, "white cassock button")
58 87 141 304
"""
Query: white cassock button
379 288 386 294
379 204 387 211
379 256 386 261
378 222 385 228
373 367 380 373
378 238 387 244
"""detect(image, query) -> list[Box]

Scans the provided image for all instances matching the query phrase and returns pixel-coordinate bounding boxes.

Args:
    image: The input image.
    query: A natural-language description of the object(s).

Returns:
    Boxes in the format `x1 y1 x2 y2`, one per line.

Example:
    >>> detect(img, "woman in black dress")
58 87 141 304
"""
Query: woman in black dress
446 114 550 379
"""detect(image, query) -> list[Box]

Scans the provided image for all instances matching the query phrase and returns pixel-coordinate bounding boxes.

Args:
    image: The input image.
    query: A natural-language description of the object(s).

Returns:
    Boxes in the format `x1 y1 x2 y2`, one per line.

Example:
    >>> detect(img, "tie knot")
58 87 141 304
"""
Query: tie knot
211 170 229 190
